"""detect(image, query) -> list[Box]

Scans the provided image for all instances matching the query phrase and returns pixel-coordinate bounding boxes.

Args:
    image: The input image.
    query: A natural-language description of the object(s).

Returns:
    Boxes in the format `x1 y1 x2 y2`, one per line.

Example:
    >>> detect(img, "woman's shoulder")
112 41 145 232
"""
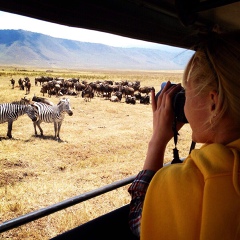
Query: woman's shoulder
153 158 202 185
187 139 240 178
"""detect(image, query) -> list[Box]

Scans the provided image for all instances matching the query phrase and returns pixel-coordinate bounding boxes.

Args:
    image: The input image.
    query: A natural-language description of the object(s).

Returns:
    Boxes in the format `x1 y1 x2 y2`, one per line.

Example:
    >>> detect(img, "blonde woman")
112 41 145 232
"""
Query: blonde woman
128 31 240 239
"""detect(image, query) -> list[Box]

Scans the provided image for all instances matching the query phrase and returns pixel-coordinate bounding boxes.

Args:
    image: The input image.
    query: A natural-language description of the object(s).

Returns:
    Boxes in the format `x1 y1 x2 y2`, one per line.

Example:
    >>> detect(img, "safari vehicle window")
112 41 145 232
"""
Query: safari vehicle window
0 1 239 239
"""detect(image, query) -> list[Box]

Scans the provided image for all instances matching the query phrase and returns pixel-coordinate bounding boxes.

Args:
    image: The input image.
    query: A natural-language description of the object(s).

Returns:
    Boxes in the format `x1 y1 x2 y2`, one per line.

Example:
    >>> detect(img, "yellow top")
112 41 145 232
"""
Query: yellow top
141 139 240 240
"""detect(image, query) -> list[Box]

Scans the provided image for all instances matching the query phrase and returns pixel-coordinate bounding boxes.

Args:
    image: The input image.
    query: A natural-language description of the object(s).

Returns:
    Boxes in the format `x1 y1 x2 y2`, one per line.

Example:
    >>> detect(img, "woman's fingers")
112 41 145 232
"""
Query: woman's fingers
163 83 182 109
157 81 171 108
151 88 157 112
152 81 171 111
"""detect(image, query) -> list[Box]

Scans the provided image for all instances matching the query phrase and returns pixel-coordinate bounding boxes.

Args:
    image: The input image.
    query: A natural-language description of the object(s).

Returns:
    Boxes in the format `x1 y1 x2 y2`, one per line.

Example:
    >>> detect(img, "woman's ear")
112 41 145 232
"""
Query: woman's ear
210 90 218 112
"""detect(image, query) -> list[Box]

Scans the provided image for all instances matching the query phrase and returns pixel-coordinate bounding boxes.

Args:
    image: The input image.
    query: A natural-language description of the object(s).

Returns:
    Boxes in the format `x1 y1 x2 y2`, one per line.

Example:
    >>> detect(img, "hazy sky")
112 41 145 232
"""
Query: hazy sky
0 10 183 52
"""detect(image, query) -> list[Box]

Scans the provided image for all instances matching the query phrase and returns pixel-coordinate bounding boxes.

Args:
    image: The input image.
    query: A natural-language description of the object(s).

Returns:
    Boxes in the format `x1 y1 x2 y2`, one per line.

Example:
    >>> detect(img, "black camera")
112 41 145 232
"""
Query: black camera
155 82 188 123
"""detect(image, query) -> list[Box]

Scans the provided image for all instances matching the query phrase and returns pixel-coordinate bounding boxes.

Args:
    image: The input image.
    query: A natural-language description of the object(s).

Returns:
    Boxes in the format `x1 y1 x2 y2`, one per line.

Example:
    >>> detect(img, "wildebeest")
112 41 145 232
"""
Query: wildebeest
33 98 73 140
40 82 50 97
138 86 153 95
35 76 53 86
32 94 54 106
0 101 37 138
110 91 123 102
74 82 86 96
125 96 136 104
110 96 119 102
25 81 31 95
82 85 94 101
102 84 114 99
122 86 135 98
10 79 15 89
40 80 63 97
134 92 142 100
140 95 150 104
18 78 24 90
24 78 31 95
95 83 113 99
131 81 141 91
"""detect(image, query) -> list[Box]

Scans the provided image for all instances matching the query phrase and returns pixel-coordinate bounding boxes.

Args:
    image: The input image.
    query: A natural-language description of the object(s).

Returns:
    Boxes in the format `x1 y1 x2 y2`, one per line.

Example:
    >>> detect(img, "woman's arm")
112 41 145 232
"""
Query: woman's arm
128 83 185 236
128 170 156 237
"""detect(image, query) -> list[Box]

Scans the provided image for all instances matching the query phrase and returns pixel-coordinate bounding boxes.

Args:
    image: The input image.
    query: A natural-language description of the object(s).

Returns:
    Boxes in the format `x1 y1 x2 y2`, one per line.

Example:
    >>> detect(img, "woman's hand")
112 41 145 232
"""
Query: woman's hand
151 81 184 145
143 81 184 171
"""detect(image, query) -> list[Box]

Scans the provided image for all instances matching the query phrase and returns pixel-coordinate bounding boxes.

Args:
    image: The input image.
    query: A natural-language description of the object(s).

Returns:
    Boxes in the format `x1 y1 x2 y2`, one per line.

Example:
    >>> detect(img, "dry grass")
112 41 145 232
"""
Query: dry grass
0 68 198 239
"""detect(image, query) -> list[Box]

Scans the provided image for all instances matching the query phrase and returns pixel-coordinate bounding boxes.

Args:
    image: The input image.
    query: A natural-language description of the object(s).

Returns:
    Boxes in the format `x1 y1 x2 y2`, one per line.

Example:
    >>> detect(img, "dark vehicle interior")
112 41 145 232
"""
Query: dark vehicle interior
1 0 240 49
0 0 240 239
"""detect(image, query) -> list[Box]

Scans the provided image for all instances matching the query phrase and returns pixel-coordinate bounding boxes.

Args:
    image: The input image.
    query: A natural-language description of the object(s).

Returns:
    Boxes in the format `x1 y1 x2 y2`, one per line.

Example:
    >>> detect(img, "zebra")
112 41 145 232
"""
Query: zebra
0 102 38 138
33 98 73 140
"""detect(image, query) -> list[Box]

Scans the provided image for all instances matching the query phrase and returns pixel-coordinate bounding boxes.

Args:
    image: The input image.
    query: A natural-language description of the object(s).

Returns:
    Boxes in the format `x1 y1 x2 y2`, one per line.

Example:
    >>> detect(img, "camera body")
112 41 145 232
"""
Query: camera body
155 82 188 123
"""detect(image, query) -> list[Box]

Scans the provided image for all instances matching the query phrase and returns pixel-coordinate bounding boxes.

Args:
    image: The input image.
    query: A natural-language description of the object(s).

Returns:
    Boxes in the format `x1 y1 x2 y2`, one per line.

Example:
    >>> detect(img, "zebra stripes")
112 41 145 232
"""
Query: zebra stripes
33 98 73 140
0 102 38 138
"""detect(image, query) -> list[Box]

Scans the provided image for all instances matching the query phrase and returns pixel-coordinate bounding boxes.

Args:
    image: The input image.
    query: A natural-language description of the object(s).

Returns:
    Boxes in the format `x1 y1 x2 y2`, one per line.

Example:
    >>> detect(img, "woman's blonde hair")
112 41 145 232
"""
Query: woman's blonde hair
183 31 240 126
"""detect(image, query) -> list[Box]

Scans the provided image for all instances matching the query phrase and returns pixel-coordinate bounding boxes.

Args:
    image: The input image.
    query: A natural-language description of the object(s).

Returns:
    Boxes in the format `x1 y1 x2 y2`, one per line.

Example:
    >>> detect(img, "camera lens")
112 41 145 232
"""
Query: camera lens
173 90 188 123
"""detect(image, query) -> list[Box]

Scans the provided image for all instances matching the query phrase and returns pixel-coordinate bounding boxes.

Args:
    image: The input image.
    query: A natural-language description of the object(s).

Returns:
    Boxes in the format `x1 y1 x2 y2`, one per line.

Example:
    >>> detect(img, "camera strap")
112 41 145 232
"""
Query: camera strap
171 118 182 164
171 118 196 164
189 141 196 154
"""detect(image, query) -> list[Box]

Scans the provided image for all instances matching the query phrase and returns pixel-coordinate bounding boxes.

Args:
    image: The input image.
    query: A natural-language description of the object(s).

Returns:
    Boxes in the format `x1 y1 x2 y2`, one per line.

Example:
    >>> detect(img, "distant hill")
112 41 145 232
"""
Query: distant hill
0 30 194 70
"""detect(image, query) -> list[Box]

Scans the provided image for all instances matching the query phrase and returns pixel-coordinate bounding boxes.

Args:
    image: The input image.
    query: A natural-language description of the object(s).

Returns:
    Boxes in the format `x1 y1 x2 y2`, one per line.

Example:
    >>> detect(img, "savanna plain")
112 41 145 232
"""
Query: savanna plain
0 68 198 239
